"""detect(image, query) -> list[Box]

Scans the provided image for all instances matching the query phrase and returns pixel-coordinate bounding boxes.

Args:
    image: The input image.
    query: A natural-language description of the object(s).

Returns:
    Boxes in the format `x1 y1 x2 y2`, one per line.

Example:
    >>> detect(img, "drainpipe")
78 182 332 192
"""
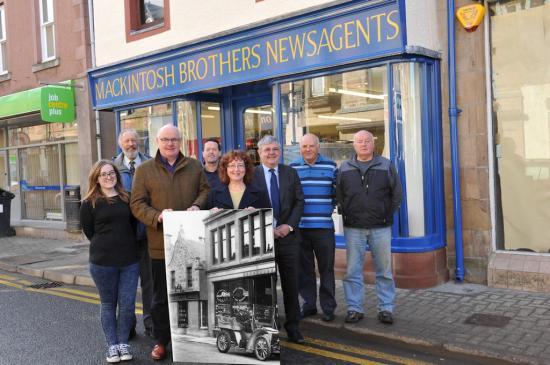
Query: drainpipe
87 0 102 160
447 0 465 281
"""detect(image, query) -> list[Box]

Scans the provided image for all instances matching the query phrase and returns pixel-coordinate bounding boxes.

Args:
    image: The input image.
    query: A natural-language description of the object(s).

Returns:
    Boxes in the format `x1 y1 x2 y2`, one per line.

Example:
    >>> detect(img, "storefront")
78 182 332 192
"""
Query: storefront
88 0 448 288
0 83 79 228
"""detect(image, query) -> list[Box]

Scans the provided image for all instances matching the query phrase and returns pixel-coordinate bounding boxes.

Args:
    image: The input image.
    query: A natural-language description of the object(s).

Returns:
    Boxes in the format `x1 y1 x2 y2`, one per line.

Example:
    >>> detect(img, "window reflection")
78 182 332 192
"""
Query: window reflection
491 1 550 252
119 103 172 156
279 66 388 166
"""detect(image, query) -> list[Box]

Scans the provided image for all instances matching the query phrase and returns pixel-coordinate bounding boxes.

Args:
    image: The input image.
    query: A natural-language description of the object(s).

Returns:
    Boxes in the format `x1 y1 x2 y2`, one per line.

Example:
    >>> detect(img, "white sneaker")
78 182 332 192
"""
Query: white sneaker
118 343 133 361
106 345 120 363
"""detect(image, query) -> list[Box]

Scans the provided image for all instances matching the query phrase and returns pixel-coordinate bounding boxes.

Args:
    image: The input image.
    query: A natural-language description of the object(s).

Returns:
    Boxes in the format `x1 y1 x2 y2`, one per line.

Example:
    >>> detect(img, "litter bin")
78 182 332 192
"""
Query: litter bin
0 188 16 237
65 186 81 232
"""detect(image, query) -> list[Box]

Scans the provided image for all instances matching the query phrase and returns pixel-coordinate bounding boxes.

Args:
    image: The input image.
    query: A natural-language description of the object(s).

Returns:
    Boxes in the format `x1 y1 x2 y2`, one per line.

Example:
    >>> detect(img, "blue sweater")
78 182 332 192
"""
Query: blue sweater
290 154 337 229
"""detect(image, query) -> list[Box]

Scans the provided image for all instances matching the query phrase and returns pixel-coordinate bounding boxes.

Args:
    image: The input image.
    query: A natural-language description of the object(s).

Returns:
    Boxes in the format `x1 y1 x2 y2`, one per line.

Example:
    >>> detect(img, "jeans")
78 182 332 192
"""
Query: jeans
343 226 395 313
299 228 336 314
90 262 140 346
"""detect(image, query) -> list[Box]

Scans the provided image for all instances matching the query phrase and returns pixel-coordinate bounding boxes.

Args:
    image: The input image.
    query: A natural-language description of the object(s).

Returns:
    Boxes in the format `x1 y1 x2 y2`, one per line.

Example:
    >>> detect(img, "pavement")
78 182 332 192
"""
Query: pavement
1 235 550 365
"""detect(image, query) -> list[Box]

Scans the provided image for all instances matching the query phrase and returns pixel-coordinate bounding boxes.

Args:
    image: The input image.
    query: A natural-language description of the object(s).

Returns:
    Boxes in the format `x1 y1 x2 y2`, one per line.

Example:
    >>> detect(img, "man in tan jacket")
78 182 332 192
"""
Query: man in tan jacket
131 124 210 360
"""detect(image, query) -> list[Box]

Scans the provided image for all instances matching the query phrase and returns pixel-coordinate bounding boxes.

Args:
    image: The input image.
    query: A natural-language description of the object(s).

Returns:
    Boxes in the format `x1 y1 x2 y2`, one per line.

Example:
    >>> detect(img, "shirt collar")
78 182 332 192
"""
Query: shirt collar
123 154 141 168
262 164 278 174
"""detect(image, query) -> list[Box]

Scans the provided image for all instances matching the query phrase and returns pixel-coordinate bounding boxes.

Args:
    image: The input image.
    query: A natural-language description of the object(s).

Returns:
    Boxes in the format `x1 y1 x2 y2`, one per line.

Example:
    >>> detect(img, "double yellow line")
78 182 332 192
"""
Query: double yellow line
0 274 143 314
282 336 435 365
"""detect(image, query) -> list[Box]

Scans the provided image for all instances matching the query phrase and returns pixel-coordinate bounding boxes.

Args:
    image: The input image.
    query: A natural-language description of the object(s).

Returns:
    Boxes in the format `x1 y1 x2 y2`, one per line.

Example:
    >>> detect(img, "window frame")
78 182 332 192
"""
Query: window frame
0 5 7 74
125 0 171 43
38 0 55 62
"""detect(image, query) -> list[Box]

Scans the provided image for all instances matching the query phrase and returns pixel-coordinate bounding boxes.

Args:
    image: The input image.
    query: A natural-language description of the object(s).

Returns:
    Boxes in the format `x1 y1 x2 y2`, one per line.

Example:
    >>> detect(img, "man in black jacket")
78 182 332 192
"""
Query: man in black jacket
254 135 305 344
336 130 402 325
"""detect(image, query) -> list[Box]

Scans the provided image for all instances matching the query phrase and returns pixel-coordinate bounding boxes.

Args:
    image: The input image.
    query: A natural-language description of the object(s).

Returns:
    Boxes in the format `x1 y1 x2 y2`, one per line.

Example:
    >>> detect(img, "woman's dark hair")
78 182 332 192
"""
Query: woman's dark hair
218 150 254 185
82 160 129 207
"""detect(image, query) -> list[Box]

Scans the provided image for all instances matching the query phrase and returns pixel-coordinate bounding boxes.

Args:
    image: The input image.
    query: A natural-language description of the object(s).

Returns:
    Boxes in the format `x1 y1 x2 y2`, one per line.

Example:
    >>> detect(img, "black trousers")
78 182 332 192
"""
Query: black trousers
138 240 154 330
151 259 171 346
275 238 301 333
130 240 153 331
299 228 337 314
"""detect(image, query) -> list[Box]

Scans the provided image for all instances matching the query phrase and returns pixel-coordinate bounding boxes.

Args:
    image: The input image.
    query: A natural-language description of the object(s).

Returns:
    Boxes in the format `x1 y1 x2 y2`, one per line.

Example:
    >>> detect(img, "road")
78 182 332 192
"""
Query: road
0 270 492 365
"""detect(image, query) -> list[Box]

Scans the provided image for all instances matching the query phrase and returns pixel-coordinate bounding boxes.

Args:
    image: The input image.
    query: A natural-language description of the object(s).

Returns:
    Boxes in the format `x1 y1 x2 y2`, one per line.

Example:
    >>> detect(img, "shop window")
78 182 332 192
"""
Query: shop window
211 229 218 264
229 223 236 260
279 66 388 167
39 0 55 62
0 5 7 74
125 0 170 42
241 217 250 258
221 227 227 262
243 105 273 165
264 210 273 253
392 63 425 237
252 213 261 256
186 266 192 288
119 103 173 156
177 101 199 159
201 102 222 146
490 1 550 252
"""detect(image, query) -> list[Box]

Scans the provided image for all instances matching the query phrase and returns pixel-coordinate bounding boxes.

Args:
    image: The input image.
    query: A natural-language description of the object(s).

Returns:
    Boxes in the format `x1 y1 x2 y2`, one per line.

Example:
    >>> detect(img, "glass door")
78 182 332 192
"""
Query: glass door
234 96 273 165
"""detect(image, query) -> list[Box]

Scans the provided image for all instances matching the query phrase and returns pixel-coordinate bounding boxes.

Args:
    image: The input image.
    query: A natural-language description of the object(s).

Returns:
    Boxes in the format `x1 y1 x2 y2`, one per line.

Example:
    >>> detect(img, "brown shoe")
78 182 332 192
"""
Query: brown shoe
151 344 166 361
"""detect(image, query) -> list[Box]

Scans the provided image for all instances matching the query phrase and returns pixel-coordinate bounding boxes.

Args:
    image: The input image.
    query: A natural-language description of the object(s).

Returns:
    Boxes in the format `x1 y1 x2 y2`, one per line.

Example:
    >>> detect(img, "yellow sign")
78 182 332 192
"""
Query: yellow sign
456 4 485 32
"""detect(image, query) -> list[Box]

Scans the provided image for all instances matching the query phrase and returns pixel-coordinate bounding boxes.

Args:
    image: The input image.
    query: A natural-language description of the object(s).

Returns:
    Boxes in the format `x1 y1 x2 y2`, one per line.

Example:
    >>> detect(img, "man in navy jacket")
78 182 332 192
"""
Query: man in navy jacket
336 130 402 325
254 135 305 344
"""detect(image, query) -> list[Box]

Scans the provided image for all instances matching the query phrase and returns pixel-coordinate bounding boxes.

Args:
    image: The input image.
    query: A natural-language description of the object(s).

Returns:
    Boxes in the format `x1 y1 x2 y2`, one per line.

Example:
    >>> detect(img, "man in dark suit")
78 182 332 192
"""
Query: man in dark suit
254 135 305 344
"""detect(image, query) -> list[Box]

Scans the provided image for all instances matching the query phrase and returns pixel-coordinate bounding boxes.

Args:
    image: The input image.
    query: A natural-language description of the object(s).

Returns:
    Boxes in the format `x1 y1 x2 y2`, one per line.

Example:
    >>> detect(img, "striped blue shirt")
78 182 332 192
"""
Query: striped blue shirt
290 154 337 229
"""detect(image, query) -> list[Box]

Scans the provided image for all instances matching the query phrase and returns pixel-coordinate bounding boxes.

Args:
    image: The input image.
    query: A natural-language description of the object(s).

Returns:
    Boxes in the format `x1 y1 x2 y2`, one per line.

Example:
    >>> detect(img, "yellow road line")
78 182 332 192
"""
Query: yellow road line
26 287 101 305
283 341 385 365
48 287 143 309
17 279 34 286
0 278 23 289
0 274 16 280
305 337 435 365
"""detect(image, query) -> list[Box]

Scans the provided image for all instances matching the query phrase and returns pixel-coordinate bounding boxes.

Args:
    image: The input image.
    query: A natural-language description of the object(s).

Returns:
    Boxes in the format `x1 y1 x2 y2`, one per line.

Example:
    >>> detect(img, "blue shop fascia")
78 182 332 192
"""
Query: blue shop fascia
88 0 448 288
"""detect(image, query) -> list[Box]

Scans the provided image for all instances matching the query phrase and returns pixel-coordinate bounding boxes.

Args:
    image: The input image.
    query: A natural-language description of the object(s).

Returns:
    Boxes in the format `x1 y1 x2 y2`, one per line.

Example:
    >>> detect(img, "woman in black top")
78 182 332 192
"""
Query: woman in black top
80 160 139 363
206 150 271 210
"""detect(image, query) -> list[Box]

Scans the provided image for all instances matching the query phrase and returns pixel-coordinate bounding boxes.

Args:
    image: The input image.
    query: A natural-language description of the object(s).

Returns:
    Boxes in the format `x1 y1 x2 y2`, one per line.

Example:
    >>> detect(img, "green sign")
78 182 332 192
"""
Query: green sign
40 86 75 123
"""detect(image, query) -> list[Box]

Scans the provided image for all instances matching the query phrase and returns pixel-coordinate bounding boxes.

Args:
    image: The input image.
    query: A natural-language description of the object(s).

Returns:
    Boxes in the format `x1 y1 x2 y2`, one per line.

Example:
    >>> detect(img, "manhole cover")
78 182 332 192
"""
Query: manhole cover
464 313 511 328
28 281 63 289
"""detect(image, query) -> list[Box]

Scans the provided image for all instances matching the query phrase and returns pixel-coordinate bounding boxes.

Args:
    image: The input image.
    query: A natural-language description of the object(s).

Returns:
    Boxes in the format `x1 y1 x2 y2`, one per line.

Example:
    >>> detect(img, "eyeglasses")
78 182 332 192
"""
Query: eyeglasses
99 171 117 179
159 138 181 144
227 163 246 170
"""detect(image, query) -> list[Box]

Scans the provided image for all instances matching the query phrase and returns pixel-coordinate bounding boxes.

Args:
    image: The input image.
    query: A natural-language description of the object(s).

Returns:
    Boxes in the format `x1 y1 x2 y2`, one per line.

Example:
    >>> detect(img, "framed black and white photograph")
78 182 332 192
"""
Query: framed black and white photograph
164 209 280 364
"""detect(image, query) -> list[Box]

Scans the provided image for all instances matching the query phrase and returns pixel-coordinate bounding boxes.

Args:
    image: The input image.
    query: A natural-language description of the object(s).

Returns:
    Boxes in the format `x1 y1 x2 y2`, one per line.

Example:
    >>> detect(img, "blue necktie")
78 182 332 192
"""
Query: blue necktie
269 169 281 221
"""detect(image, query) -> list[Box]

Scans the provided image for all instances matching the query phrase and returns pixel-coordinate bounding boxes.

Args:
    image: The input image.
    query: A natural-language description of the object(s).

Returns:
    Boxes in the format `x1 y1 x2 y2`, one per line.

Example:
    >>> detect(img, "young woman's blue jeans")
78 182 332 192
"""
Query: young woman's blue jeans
343 226 395 313
90 262 140 346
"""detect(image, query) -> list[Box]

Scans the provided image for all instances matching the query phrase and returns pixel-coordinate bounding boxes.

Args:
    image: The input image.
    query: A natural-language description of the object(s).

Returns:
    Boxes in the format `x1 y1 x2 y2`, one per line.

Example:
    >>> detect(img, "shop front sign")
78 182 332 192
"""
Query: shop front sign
40 86 75 123
90 1 405 109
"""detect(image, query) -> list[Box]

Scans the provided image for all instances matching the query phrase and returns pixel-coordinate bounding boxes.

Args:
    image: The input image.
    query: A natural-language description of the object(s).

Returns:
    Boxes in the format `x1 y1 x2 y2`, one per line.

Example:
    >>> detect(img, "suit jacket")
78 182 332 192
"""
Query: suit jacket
206 184 271 210
254 164 304 244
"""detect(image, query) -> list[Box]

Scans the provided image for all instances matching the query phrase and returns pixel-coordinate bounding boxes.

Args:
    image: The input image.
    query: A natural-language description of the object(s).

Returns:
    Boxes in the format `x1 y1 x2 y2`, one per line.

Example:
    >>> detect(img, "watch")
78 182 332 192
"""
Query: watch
288 225 294 232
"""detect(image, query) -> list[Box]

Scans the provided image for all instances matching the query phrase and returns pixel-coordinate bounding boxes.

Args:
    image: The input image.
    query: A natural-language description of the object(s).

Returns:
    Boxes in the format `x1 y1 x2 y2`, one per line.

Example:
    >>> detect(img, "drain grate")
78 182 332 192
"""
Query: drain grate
28 281 63 289
464 313 511 328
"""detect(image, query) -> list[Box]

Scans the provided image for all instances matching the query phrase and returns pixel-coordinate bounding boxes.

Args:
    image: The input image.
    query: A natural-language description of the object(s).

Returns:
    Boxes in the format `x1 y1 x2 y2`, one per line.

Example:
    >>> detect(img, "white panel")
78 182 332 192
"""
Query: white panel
405 0 444 54
94 0 339 66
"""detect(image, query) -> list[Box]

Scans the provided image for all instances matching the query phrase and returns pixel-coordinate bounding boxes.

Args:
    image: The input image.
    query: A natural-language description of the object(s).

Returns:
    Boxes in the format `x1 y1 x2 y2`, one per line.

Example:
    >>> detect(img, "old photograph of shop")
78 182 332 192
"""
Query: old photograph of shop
164 209 278 364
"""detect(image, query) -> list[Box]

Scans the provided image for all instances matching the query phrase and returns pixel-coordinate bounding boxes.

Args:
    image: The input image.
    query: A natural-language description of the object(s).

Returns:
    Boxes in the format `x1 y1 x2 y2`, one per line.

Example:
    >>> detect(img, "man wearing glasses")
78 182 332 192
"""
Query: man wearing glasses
131 124 210 360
